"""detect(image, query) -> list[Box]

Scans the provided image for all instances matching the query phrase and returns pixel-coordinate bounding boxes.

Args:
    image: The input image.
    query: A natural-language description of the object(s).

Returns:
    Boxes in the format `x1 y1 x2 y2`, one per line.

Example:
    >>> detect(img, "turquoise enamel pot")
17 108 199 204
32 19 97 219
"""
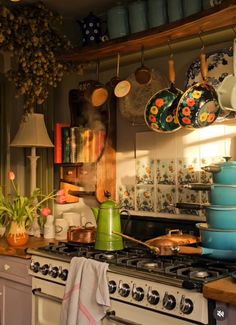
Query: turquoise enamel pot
196 223 236 250
206 205 236 229
202 161 236 185
209 184 236 205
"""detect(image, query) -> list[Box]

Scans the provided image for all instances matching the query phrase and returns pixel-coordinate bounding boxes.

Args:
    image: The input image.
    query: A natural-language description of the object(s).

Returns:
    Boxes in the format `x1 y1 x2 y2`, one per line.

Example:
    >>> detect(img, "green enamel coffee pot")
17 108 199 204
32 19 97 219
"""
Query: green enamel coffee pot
91 191 124 251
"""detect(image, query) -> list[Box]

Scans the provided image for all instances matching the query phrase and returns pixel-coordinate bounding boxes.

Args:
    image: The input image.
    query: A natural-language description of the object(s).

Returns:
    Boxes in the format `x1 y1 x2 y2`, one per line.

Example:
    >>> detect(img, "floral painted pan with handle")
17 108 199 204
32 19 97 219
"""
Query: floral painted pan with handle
176 52 221 129
144 55 182 133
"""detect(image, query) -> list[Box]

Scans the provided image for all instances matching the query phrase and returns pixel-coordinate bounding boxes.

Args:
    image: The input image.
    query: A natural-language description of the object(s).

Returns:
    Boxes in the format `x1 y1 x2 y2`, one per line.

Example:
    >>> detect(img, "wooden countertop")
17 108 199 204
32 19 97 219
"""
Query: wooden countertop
0 237 56 259
203 277 236 305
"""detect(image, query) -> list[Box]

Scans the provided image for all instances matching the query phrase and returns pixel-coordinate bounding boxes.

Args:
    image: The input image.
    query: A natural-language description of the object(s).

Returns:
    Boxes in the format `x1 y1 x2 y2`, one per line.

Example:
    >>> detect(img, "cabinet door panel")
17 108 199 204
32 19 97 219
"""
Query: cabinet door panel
0 278 31 325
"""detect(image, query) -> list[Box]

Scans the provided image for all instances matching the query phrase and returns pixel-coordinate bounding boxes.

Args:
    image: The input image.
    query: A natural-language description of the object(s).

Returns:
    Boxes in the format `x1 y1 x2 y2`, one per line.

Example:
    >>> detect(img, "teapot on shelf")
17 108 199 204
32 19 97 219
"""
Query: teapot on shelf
91 191 124 251
78 12 105 46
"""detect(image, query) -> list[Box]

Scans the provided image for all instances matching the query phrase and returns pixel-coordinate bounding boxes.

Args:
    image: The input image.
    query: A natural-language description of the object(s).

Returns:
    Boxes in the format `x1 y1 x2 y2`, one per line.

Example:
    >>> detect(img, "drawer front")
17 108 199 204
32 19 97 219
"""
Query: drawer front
61 166 77 181
0 256 31 286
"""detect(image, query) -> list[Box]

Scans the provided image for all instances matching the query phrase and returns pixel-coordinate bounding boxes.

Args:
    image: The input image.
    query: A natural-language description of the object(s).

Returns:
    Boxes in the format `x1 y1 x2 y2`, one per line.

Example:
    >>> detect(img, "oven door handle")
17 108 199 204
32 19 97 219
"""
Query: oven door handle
32 288 63 304
106 310 141 325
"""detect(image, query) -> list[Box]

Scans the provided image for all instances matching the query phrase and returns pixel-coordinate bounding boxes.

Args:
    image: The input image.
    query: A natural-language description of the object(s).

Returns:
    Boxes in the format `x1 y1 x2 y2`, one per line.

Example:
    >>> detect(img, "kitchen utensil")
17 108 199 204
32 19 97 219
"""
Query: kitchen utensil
147 0 167 28
184 182 236 206
114 55 132 98
55 218 69 241
176 246 236 261
92 191 124 251
84 61 108 107
201 157 236 184
185 47 233 90
177 51 220 129
173 202 236 230
144 54 182 133
112 230 161 255
196 223 236 250
67 223 96 243
110 53 122 88
128 0 148 34
217 39 236 111
78 12 103 46
113 230 199 256
118 69 167 123
107 4 129 40
145 229 199 246
135 47 152 85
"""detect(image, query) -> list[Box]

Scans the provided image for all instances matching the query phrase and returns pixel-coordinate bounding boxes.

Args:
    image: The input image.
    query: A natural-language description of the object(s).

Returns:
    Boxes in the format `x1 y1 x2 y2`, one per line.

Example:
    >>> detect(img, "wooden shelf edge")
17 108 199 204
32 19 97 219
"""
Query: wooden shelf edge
60 0 236 64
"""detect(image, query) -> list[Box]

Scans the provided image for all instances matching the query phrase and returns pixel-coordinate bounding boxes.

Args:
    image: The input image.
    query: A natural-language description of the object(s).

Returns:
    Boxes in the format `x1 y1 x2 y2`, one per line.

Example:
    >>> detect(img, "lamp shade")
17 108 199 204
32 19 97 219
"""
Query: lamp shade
10 113 54 148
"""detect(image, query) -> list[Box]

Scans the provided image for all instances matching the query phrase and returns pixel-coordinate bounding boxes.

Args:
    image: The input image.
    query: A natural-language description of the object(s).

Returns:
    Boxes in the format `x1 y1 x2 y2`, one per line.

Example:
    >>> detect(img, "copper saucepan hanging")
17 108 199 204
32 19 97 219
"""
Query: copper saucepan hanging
144 53 182 133
176 49 220 129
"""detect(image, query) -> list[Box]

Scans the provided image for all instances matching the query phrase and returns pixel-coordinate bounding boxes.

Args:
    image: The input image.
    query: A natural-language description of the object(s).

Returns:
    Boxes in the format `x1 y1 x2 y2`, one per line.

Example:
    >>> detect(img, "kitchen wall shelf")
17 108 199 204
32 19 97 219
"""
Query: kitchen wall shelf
61 0 236 65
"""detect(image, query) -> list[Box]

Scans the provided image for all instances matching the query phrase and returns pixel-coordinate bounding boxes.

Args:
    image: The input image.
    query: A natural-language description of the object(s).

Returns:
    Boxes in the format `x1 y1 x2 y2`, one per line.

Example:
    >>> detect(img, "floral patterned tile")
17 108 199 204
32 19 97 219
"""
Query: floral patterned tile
118 185 135 210
177 186 201 216
156 185 176 214
136 186 155 212
156 159 176 185
136 159 155 185
199 156 221 183
177 157 200 185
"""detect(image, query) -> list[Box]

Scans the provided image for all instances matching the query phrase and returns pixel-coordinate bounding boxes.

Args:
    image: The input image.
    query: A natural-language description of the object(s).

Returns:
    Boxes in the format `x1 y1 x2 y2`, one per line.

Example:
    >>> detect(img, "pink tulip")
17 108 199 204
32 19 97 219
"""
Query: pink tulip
41 207 51 217
56 195 66 204
8 171 15 180
56 189 65 196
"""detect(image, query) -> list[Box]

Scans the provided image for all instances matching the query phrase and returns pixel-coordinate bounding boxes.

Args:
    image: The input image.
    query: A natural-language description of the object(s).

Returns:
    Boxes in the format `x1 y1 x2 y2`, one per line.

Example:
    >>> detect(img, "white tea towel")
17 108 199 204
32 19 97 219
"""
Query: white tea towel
60 256 110 325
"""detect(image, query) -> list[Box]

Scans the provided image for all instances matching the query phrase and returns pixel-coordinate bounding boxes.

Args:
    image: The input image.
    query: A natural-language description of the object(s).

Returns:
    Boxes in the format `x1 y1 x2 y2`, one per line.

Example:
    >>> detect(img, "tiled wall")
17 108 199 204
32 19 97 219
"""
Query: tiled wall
117 123 236 218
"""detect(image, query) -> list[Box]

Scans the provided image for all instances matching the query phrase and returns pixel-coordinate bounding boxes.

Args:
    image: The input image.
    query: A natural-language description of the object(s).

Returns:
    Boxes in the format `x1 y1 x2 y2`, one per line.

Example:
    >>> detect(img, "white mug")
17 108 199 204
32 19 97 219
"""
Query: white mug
55 218 69 240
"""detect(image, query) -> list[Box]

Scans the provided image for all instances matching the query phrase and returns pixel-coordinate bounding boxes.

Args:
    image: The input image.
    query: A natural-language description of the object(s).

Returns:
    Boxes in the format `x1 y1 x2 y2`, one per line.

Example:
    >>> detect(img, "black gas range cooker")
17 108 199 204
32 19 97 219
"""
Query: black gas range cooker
28 216 235 325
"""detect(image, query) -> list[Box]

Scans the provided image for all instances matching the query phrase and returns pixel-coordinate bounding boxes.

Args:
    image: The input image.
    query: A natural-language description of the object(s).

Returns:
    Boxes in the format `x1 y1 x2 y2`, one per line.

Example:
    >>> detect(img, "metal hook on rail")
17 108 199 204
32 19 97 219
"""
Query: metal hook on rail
198 30 205 53
167 39 174 58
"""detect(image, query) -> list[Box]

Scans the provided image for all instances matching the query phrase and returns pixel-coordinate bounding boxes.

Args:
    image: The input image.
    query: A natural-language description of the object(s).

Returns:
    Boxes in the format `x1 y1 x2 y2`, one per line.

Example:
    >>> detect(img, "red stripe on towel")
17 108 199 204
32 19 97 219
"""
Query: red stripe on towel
79 302 96 325
63 283 80 300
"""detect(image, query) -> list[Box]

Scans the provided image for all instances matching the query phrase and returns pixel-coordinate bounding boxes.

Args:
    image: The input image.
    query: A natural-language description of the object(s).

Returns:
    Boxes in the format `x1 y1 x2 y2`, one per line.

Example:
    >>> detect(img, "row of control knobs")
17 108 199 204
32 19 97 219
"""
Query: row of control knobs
30 262 68 281
108 280 193 315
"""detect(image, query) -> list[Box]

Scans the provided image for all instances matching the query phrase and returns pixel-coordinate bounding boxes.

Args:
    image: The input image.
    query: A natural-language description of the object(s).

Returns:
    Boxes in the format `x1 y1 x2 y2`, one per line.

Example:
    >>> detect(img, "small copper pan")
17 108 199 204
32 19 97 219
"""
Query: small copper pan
67 222 96 244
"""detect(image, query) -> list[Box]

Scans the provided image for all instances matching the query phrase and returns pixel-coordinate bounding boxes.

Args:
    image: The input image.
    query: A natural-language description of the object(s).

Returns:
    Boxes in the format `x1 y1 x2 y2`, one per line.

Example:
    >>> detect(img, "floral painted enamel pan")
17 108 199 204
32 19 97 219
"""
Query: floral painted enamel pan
144 56 182 133
177 53 220 129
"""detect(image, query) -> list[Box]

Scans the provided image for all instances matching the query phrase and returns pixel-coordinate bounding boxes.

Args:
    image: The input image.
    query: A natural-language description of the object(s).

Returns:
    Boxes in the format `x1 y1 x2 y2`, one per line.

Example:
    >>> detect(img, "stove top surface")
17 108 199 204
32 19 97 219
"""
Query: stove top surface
28 241 236 289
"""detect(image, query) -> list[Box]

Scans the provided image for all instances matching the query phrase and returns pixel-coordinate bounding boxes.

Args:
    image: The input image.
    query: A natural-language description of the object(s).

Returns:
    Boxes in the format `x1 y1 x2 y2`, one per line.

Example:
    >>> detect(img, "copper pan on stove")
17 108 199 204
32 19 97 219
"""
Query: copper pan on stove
112 230 199 256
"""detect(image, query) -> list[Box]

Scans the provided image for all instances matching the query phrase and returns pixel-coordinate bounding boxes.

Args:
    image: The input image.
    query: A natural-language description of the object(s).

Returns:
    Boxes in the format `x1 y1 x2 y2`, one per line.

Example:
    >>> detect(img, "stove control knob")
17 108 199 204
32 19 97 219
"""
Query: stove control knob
108 280 117 294
30 261 40 273
41 264 49 275
49 266 59 278
163 292 176 310
147 288 160 305
118 282 130 297
180 295 193 314
59 269 68 281
132 286 144 301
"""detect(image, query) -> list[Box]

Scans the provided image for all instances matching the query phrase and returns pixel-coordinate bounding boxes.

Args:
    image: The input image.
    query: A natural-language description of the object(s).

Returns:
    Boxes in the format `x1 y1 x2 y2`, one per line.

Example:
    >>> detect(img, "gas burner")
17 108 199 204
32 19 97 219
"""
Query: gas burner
190 271 210 279
137 259 164 272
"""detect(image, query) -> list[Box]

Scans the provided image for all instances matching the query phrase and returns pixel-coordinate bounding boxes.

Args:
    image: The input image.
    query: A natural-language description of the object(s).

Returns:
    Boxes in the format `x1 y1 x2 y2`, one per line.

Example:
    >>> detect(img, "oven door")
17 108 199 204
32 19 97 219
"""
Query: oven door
32 278 199 325
32 278 64 325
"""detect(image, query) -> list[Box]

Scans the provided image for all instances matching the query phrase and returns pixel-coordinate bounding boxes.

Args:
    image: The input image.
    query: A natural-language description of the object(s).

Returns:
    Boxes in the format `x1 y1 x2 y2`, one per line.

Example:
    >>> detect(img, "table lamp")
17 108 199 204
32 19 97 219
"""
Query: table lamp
10 113 54 195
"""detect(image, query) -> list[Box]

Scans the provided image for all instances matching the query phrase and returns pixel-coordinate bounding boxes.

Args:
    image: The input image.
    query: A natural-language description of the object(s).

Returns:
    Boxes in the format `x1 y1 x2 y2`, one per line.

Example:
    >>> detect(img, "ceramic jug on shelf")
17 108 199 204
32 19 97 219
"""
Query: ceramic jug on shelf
78 12 103 46
91 191 124 251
